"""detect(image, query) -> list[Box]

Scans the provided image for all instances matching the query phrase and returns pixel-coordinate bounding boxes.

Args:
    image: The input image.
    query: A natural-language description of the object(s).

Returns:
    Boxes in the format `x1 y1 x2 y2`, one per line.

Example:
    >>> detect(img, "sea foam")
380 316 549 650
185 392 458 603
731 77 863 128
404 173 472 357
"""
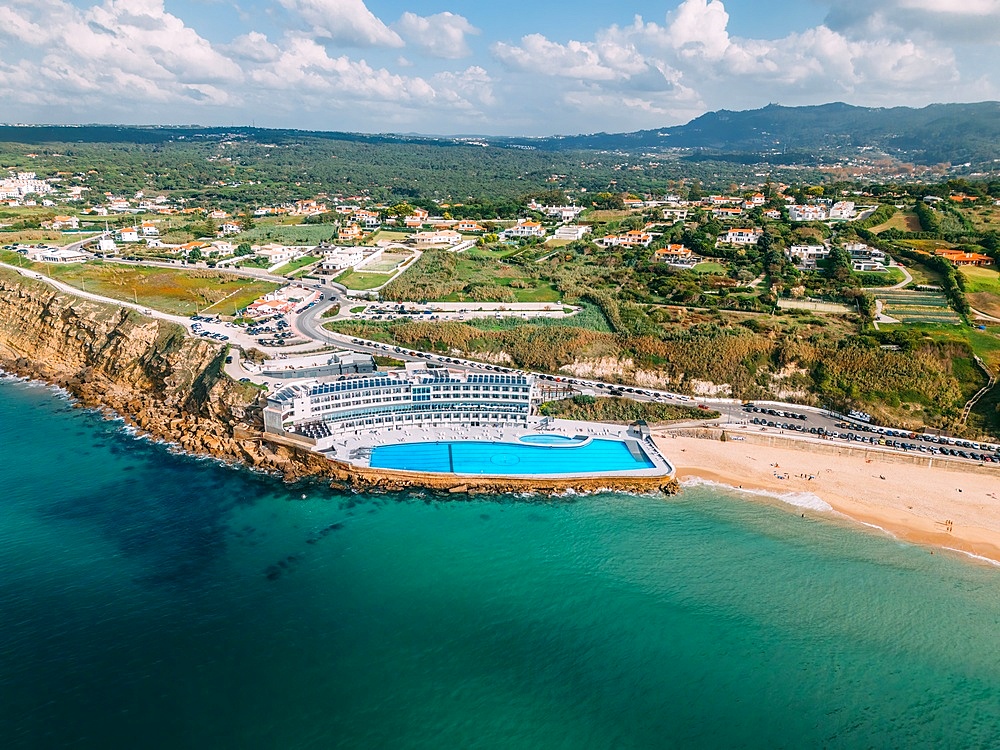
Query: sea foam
681 476 834 512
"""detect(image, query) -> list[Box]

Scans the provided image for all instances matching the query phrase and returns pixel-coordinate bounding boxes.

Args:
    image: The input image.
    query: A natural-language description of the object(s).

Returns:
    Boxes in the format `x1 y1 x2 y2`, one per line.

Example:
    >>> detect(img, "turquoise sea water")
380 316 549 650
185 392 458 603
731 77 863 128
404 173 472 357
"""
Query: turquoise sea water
2 375 1000 749
369 438 654 475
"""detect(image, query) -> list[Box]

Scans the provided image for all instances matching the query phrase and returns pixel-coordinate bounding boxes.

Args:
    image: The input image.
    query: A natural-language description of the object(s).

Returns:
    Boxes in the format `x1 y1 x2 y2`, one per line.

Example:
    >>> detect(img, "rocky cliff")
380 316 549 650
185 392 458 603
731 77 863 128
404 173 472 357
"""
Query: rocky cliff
0 268 679 495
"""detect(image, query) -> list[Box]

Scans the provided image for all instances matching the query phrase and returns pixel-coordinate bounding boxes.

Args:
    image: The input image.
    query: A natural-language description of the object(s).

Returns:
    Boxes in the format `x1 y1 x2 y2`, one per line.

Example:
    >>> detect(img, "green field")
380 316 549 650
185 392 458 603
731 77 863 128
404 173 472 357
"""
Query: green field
234 223 336 246
35 261 279 315
273 255 320 275
366 230 410 244
334 270 393 290
692 261 727 274
960 265 1000 295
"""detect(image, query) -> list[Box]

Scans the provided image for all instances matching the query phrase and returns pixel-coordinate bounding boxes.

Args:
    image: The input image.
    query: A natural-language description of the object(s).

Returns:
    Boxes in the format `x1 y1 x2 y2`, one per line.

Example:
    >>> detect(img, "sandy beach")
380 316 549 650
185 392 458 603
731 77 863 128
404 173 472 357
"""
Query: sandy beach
654 431 1000 565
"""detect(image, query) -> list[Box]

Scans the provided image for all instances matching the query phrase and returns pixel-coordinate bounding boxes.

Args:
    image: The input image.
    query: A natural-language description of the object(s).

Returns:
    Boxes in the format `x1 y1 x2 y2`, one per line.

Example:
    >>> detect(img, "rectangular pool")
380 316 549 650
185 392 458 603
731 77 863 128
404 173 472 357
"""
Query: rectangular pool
368 439 655 476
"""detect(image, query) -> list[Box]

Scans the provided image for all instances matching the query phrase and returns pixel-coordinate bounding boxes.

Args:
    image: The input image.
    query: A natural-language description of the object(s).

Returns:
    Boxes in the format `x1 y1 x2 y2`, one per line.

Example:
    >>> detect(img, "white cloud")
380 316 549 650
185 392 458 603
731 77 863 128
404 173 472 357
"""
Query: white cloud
278 0 403 48
824 0 1000 44
393 12 479 59
489 0 975 129
0 0 242 109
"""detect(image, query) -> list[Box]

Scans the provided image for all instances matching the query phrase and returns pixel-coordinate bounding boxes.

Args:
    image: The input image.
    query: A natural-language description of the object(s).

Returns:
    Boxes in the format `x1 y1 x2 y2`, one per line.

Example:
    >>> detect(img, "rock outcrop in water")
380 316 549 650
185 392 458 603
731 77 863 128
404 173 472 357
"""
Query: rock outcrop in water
0 269 679 495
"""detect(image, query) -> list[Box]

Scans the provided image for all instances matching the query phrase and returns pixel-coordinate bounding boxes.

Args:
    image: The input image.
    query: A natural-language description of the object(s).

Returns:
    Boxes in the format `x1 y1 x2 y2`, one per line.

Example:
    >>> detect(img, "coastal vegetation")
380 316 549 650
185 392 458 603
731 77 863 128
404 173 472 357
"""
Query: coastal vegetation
538 395 716 423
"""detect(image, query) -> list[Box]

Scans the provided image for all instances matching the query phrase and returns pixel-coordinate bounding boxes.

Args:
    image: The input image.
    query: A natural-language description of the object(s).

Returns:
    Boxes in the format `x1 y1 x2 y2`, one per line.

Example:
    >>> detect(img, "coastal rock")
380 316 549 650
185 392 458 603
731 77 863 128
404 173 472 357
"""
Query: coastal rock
0 269 680 496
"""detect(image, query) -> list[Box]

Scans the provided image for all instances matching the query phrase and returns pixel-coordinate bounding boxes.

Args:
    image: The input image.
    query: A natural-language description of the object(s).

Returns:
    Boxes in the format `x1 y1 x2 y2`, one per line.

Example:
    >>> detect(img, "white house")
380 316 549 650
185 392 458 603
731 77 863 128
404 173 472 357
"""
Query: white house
322 246 364 271
256 244 296 265
788 205 828 222
601 230 653 248
553 224 591 241
662 207 689 222
828 201 856 220
787 244 830 269
97 238 117 253
50 215 79 230
141 221 159 236
719 228 762 245
208 241 237 258
501 220 546 240
414 230 462 247
118 227 139 243
218 221 241 236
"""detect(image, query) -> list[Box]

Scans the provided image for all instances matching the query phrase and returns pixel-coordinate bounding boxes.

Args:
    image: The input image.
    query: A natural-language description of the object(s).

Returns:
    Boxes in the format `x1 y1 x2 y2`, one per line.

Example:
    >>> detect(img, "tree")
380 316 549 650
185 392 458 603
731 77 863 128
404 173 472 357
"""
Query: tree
236 242 253 256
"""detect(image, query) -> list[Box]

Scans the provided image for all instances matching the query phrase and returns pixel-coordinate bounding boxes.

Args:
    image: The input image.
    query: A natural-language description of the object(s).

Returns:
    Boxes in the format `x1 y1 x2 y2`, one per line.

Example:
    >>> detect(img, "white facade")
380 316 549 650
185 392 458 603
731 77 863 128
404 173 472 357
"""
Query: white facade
30 248 90 263
322 247 364 271
414 230 462 247
553 224 591 241
789 205 829 222
255 245 296 264
501 220 546 240
264 366 536 440
828 201 856 220
719 228 762 245
787 244 830 269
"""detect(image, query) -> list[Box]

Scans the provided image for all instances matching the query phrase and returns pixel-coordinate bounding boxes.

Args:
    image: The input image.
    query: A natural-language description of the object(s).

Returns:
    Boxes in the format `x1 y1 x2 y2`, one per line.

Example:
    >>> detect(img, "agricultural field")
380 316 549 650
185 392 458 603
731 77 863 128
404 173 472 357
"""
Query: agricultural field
960 265 1000 318
871 210 921 233
0 229 102 247
957 203 1000 232
233 222 337 246
33 262 279 315
379 248 561 303
876 289 961 325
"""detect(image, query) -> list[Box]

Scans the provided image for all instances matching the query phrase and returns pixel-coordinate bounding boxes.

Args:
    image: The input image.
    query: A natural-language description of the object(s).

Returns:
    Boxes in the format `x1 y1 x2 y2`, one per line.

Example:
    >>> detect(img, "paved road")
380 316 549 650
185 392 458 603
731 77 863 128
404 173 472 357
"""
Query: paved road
6 256 999 463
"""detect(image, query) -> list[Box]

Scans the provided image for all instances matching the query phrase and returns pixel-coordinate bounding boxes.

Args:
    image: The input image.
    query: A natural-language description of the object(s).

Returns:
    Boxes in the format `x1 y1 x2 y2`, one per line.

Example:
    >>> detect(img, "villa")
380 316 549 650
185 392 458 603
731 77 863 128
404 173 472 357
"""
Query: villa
934 248 994 267
653 244 694 266
322 246 364 271
789 205 828 222
553 224 590 241
601 230 653 248
719 228 762 245
414 229 462 247
501 220 546 240
787 244 830 270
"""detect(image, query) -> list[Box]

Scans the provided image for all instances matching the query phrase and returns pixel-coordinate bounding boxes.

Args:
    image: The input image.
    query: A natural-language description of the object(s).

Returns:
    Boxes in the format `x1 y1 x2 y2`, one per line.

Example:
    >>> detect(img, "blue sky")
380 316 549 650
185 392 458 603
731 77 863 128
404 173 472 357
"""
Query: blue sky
0 0 997 135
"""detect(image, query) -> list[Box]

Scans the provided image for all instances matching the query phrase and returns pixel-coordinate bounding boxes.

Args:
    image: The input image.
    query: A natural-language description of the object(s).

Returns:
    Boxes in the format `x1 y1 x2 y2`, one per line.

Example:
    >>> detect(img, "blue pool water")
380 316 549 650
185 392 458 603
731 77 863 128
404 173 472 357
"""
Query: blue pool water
519 434 588 446
369 439 655 475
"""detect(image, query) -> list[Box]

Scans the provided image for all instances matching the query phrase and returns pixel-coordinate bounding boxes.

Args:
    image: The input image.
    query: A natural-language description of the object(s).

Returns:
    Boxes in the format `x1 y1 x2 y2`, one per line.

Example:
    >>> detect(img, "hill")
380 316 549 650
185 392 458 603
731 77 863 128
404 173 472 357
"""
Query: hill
506 102 1000 167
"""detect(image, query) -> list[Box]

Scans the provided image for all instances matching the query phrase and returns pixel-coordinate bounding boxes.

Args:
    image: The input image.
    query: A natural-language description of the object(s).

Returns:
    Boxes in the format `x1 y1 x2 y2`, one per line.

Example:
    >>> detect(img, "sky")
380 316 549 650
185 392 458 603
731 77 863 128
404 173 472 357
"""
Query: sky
0 0 997 135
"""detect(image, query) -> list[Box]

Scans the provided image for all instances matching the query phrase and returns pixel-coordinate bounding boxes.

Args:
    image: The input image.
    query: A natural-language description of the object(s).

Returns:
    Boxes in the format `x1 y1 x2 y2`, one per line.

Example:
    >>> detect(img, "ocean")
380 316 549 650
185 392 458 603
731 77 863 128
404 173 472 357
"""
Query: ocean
2 375 999 749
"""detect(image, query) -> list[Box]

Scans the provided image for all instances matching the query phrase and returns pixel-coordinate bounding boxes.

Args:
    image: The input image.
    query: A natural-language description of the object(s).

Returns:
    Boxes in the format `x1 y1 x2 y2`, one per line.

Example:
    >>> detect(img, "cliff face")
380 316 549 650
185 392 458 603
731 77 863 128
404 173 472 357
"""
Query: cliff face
0 269 679 495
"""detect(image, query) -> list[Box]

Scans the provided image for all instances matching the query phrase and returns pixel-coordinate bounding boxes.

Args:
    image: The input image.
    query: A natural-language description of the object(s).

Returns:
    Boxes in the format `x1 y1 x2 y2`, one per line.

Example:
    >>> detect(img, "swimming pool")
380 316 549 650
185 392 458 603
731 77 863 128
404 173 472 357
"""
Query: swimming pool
369 439 656 476
518 434 590 446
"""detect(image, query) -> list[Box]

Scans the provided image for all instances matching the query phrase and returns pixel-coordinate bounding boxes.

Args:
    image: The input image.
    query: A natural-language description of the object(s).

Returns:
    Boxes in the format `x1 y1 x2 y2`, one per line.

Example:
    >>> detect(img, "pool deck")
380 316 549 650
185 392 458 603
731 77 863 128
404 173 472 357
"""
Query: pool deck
314 418 675 480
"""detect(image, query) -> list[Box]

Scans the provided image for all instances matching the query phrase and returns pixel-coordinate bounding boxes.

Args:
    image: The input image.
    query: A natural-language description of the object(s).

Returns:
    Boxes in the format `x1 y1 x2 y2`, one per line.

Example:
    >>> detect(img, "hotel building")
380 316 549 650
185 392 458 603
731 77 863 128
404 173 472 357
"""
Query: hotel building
264 364 535 441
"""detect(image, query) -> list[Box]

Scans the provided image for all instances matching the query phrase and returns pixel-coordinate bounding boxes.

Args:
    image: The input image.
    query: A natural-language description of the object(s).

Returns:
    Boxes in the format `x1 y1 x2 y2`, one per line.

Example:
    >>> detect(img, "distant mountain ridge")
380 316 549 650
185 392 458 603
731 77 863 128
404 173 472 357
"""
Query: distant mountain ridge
1 101 998 168
506 101 1000 166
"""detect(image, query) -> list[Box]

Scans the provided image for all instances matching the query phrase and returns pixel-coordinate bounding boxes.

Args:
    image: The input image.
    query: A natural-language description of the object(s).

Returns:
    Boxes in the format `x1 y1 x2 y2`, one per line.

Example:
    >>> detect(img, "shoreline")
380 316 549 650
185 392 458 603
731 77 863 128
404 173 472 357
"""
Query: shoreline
656 432 1000 565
